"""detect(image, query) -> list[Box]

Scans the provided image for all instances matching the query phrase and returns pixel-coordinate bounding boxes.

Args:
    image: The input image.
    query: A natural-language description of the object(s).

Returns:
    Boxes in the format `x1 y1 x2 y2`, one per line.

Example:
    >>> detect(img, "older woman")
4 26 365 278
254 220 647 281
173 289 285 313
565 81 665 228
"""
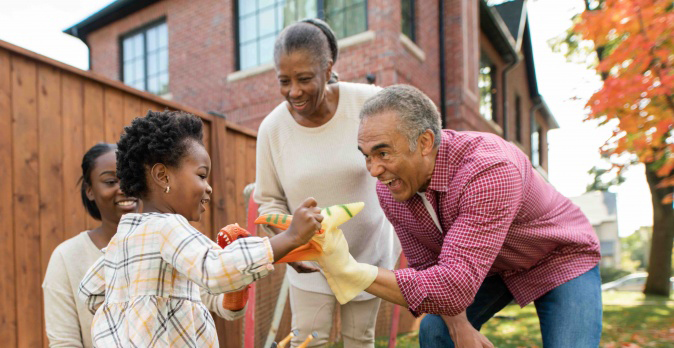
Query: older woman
254 19 400 347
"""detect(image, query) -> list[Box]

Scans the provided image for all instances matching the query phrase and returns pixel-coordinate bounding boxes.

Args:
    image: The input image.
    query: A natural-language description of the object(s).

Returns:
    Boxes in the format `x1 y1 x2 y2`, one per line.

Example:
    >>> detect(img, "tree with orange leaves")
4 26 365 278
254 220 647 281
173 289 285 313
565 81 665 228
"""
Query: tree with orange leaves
572 0 673 296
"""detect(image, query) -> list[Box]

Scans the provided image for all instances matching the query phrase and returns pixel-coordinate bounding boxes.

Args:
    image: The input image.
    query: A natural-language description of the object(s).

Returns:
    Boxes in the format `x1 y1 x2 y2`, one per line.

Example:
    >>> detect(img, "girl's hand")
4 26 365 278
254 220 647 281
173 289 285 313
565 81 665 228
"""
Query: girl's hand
286 197 323 247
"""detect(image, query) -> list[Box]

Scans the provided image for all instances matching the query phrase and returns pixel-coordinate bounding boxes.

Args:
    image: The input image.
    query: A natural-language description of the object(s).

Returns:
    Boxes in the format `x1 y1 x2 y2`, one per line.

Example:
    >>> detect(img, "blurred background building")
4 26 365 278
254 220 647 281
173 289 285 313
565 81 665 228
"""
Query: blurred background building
65 0 559 175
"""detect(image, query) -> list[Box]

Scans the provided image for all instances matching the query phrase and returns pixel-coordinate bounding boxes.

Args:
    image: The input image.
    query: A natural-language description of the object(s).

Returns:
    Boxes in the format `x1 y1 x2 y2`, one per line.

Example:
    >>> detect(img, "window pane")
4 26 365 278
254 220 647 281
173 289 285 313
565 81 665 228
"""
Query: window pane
325 0 366 39
123 60 134 83
147 27 158 51
277 3 285 31
479 55 494 121
123 38 134 62
326 0 345 9
401 0 414 40
159 50 168 73
239 0 256 16
147 76 158 94
147 52 158 76
134 59 145 86
240 42 258 70
345 4 366 37
158 23 168 48
134 35 144 58
239 15 257 43
259 8 276 37
259 0 275 9
326 10 345 38
259 35 276 65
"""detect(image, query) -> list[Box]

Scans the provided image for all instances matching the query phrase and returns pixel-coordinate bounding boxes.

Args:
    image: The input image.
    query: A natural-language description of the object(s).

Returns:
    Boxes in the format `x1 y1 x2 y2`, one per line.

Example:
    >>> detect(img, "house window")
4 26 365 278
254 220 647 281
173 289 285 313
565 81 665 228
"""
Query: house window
236 0 368 70
324 0 368 39
401 0 415 41
531 119 543 167
479 54 497 122
515 95 522 143
121 21 169 95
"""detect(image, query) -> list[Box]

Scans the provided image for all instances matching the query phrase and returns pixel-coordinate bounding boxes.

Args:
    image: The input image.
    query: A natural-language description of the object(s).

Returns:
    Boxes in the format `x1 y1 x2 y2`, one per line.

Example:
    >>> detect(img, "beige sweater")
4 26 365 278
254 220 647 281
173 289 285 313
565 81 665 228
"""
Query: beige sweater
254 82 401 301
43 231 243 348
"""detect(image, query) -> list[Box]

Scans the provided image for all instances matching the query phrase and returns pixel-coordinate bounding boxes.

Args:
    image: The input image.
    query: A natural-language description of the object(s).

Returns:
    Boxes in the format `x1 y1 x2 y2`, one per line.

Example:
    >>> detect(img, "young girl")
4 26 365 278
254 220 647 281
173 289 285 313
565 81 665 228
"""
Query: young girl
79 110 322 347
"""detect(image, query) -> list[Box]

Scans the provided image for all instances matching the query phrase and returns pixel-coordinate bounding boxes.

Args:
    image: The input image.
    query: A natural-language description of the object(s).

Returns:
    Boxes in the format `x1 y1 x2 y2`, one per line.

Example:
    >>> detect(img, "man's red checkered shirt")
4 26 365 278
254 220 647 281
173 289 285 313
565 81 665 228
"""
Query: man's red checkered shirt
377 130 601 317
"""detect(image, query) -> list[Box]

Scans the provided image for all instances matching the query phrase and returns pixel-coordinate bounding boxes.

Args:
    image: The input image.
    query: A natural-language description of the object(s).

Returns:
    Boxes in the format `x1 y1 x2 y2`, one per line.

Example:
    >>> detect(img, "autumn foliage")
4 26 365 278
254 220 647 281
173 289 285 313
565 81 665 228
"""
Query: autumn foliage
574 0 673 204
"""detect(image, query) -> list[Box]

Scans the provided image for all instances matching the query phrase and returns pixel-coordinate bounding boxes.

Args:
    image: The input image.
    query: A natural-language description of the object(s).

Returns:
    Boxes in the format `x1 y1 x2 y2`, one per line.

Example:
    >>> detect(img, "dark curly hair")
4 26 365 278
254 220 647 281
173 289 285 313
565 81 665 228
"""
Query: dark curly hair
79 143 117 220
116 110 204 198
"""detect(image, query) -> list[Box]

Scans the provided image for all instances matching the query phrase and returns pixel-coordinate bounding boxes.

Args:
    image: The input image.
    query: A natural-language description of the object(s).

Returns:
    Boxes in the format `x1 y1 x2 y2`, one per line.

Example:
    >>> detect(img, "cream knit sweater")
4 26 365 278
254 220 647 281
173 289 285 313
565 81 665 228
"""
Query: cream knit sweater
254 82 401 301
43 231 243 348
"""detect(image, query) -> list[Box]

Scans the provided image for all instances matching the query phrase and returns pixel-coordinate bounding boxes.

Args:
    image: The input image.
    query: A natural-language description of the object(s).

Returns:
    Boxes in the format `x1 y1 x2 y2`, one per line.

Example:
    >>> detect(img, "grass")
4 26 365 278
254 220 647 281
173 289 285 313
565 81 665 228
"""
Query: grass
332 292 674 347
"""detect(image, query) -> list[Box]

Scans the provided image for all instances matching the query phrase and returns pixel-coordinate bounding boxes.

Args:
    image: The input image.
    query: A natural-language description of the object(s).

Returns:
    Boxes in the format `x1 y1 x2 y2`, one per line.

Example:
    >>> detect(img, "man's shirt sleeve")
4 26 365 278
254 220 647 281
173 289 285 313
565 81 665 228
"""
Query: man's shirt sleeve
394 161 524 316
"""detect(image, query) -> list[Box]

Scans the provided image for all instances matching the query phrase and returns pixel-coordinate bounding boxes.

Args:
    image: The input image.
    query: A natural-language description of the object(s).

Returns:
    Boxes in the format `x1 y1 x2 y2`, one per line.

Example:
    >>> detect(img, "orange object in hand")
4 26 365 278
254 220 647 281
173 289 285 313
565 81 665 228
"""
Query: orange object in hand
217 223 252 311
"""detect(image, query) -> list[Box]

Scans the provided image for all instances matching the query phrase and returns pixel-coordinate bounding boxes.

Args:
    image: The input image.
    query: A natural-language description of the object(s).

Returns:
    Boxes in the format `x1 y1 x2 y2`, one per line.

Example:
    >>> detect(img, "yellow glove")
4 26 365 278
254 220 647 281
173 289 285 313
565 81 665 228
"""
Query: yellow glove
255 203 378 304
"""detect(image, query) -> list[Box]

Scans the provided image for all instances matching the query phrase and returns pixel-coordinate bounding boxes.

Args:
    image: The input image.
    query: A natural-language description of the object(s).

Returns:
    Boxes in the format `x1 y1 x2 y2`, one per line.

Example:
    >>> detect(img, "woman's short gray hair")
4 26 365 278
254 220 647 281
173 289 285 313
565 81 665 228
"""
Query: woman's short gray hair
360 85 442 150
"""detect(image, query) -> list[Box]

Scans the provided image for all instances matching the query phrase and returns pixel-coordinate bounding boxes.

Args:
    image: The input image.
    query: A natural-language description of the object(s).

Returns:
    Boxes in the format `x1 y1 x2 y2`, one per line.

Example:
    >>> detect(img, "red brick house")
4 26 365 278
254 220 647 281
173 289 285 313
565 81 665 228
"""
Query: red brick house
66 0 557 175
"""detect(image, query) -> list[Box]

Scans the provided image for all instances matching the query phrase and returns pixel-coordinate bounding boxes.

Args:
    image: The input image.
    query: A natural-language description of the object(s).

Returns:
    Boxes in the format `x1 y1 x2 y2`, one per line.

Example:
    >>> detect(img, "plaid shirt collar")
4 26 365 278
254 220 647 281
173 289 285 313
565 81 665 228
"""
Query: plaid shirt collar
403 130 454 210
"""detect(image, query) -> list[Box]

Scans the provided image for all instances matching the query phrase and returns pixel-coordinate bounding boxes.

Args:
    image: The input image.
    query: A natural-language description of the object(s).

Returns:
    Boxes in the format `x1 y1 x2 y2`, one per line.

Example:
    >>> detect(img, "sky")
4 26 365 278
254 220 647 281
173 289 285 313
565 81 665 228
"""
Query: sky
0 0 653 236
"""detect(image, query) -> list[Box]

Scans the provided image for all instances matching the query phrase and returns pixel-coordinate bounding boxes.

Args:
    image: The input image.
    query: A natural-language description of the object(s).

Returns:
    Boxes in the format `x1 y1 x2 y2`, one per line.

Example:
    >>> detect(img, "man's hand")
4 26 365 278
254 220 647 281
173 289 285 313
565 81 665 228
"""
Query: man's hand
442 312 494 348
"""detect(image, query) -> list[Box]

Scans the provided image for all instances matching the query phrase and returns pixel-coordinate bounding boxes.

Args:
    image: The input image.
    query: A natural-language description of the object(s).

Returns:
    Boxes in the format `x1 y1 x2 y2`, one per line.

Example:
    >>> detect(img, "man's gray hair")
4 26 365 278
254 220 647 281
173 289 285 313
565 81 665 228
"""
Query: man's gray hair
360 85 442 150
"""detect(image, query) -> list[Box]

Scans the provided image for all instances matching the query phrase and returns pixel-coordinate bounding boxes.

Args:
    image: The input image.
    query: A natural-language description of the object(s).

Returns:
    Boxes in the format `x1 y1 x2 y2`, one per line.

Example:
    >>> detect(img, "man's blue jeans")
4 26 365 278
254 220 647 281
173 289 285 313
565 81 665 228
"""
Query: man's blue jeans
419 265 602 347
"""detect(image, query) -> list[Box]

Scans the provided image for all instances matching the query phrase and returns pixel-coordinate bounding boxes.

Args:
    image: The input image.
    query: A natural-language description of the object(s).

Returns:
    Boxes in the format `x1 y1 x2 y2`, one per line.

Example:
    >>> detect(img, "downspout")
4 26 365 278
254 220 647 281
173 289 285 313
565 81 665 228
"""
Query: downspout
501 56 519 140
438 0 446 128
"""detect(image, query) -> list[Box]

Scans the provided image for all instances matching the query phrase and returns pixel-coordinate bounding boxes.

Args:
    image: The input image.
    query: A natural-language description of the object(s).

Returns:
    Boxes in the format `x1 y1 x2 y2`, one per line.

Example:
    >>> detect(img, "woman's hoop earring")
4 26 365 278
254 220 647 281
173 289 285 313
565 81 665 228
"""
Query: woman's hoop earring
164 176 170 193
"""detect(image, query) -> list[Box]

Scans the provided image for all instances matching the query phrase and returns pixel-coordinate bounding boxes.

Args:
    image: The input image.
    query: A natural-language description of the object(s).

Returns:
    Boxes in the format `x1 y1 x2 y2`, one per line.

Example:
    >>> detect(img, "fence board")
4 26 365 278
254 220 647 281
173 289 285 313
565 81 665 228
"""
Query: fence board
82 81 104 230
0 47 17 348
61 73 85 239
37 63 64 348
11 54 43 348
104 88 124 143
123 94 142 127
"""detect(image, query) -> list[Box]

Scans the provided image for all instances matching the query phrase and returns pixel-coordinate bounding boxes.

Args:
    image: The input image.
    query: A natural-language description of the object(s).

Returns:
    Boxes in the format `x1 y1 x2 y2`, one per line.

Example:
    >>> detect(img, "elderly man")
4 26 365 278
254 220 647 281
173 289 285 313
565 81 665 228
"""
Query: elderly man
340 85 601 347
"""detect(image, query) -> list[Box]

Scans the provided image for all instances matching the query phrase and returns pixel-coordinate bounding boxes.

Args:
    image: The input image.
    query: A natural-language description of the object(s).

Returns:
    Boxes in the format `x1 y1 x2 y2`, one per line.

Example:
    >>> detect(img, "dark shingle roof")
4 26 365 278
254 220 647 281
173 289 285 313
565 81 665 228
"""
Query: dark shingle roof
64 0 161 42
494 0 526 43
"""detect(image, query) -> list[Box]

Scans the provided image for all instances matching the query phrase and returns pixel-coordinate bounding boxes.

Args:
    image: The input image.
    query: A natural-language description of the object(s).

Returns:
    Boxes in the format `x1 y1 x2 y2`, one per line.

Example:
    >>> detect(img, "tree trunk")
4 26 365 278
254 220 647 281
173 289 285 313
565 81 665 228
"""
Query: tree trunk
644 166 674 296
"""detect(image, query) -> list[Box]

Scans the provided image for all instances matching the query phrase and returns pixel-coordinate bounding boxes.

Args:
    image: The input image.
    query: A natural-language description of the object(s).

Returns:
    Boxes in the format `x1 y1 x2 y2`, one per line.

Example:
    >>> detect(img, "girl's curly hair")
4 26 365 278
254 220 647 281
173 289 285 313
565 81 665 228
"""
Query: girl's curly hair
116 110 203 198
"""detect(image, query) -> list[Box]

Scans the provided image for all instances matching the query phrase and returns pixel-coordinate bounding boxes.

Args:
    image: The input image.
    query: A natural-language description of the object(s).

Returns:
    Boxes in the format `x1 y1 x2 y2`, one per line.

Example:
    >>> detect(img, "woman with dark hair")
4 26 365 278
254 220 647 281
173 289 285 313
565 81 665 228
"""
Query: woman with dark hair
78 110 322 347
42 143 139 347
254 19 400 347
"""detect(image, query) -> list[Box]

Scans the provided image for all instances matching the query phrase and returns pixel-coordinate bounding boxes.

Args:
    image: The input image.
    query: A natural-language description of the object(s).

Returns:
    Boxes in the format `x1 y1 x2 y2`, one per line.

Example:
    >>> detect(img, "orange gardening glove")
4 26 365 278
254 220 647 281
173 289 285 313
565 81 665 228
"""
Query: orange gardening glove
217 223 252 311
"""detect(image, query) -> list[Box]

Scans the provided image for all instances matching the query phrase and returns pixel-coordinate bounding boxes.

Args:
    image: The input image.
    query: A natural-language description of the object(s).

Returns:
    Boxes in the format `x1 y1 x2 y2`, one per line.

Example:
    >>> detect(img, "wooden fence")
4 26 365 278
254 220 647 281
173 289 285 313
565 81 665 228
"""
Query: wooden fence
0 39 259 348
0 39 420 348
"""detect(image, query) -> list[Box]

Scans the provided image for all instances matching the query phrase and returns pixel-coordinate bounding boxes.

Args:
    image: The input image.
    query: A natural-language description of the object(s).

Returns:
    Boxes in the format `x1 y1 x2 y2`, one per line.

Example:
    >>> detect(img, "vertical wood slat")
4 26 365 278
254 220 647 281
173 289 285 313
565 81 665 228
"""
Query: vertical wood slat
38 65 64 277
104 88 124 144
83 81 104 230
0 48 17 348
61 73 85 240
11 54 43 348
123 94 141 127
37 64 64 348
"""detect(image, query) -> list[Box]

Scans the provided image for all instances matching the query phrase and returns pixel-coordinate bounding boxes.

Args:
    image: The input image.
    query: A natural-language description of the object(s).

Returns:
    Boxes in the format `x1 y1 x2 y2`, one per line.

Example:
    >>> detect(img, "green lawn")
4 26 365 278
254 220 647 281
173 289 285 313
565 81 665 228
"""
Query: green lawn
360 292 674 347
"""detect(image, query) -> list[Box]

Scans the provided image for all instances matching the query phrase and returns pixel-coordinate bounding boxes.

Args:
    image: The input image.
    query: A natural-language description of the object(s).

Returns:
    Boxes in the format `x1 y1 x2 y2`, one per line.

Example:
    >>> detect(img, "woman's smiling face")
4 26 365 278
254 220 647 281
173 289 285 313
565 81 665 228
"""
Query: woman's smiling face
164 140 212 222
86 151 139 223
276 50 330 118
